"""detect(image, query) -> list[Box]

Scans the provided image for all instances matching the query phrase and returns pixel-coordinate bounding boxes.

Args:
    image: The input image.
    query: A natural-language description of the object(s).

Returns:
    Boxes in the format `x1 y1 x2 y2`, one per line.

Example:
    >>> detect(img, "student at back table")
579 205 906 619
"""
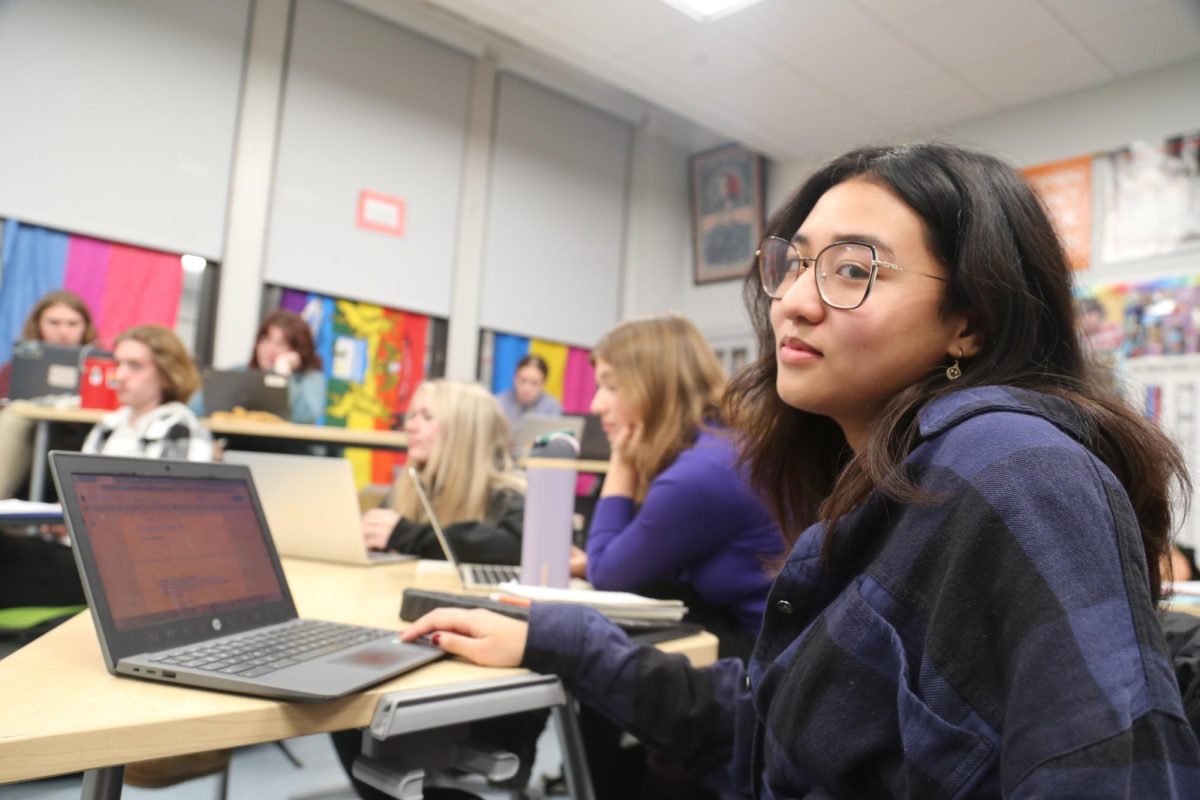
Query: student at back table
189 309 327 426
495 354 562 434
0 289 98 401
0 290 99 498
362 379 525 564
83 324 212 461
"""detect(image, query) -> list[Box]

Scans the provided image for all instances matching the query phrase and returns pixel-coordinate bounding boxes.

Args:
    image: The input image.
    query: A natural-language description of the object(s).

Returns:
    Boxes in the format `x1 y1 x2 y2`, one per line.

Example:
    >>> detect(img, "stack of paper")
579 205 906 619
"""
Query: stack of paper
496 581 687 622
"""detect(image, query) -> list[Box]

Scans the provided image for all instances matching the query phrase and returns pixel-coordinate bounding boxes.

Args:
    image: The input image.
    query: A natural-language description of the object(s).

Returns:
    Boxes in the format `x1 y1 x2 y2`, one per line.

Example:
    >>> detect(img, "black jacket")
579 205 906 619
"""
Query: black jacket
385 488 524 565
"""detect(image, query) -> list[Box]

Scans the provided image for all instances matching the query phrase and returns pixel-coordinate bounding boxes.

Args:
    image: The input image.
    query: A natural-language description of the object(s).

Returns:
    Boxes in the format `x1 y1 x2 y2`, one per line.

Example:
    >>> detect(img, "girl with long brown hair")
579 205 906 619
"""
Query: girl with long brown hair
402 143 1200 797
585 314 782 659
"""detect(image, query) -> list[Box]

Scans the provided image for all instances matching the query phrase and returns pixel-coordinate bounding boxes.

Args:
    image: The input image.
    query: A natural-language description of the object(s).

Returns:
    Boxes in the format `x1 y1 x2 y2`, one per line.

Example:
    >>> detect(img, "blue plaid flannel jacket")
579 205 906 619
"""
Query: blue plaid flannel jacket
523 386 1200 798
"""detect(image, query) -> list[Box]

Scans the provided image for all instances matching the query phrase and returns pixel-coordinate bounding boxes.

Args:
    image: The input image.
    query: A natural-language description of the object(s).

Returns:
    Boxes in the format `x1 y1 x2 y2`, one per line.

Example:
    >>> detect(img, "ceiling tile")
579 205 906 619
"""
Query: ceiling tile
856 72 996 134
426 0 546 16
530 0 693 54
705 61 849 121
621 23 772 93
714 0 877 60
1042 0 1167 30
1076 1 1200 75
788 25 946 99
959 34 1114 106
854 0 959 24
893 0 1072 69
762 94 901 161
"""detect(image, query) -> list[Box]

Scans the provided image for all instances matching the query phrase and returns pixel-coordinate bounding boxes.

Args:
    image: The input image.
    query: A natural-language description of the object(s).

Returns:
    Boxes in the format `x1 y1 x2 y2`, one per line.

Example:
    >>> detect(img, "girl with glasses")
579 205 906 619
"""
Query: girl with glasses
401 143 1200 798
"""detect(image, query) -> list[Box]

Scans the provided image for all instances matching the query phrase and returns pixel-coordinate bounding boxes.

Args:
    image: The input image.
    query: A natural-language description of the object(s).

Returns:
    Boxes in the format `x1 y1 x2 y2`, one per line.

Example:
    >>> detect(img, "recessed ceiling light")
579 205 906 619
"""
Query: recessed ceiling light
659 0 766 21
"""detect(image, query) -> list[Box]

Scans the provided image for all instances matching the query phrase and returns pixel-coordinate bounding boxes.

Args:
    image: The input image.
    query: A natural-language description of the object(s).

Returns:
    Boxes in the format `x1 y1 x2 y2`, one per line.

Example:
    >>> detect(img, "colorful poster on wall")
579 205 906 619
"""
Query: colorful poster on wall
281 289 429 488
0 220 183 364
1024 155 1092 270
1100 131 1200 263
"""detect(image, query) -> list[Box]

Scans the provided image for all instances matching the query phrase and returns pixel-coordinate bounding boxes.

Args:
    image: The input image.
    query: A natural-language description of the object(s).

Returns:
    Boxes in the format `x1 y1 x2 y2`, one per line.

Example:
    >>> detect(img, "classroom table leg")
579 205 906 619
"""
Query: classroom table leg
552 693 596 800
28 420 49 501
81 765 124 799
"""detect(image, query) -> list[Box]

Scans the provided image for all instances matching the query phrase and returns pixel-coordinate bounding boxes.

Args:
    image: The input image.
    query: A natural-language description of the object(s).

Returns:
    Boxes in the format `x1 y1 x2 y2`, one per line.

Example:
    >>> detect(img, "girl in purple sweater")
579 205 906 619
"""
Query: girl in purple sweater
582 315 783 659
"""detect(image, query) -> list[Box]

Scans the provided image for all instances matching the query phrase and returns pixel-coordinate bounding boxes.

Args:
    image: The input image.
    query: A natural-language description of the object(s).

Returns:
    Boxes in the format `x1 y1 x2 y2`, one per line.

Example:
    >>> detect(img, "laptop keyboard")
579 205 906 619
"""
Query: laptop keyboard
151 619 394 679
468 564 520 586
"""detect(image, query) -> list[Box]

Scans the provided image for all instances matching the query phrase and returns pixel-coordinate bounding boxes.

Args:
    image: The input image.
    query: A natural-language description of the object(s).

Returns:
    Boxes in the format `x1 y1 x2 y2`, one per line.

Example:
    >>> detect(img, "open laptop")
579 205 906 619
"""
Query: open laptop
577 414 611 461
407 467 520 590
201 369 290 417
9 341 86 400
222 451 413 567
49 452 443 702
514 414 585 457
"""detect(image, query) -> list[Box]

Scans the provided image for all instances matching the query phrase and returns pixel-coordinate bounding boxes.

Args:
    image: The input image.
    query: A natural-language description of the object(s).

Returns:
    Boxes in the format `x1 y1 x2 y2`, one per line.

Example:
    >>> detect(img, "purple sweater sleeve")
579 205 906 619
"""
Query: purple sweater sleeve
586 440 757 591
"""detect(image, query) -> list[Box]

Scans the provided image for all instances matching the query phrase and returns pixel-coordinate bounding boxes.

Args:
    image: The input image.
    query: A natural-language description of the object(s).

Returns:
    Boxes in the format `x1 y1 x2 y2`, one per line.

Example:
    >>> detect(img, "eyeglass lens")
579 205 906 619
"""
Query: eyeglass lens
758 238 875 308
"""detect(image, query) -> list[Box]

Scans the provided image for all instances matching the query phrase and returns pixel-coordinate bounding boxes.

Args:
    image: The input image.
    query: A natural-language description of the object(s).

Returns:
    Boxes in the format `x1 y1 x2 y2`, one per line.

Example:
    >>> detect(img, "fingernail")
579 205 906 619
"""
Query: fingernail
431 633 441 646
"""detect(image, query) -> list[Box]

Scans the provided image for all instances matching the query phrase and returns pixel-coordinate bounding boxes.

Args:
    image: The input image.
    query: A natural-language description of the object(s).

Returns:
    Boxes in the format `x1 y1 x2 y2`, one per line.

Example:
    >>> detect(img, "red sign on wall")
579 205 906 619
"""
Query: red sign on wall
356 190 406 237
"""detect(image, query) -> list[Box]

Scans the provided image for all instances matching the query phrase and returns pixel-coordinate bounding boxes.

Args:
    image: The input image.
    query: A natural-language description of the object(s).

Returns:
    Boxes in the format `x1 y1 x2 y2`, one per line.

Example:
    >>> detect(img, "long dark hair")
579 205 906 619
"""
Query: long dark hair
726 142 1187 602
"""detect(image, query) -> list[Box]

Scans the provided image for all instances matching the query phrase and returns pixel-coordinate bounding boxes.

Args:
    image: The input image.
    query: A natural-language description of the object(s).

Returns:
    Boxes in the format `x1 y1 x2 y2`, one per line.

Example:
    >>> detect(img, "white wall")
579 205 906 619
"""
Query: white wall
263 0 474 317
479 74 632 347
0 0 248 259
944 57 1200 169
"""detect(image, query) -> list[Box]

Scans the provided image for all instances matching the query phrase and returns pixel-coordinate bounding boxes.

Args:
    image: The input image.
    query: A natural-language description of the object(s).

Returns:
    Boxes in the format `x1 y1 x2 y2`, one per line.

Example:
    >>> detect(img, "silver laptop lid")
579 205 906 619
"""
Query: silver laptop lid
222 451 372 565
406 466 461 568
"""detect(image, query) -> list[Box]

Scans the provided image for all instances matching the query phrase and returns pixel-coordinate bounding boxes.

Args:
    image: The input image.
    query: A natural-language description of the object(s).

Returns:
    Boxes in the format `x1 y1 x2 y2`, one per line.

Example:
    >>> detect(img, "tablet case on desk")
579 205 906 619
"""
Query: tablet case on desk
80 351 119 410
399 588 702 647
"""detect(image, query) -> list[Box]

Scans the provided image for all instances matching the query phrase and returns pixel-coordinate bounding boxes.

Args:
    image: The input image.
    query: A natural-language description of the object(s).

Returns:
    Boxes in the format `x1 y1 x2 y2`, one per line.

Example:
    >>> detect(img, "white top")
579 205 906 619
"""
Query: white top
82 402 213 462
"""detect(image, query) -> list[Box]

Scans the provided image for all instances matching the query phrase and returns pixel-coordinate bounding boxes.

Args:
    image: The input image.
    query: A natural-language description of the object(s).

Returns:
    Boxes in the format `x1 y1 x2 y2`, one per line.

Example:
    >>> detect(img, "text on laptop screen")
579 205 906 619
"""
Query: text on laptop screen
73 474 285 630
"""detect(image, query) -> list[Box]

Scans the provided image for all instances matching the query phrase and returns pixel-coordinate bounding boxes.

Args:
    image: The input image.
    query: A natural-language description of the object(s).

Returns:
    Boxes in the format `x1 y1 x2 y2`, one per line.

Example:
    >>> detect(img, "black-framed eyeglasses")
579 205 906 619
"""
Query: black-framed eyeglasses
756 236 947 310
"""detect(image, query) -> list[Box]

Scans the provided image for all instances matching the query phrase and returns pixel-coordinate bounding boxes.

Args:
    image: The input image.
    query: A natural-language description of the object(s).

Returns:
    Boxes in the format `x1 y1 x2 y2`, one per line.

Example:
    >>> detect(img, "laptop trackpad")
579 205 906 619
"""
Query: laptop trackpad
331 648 419 668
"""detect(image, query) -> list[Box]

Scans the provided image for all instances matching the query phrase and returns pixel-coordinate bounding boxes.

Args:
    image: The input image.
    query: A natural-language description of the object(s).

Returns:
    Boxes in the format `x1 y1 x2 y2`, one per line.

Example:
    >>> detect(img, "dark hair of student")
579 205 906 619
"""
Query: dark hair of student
21 290 98 344
515 353 549 379
249 309 323 372
725 142 1187 603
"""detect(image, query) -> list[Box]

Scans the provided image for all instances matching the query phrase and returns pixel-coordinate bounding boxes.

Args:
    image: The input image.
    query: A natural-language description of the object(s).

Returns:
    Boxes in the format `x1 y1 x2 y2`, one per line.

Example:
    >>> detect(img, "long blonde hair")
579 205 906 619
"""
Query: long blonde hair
593 315 726 502
391 380 525 525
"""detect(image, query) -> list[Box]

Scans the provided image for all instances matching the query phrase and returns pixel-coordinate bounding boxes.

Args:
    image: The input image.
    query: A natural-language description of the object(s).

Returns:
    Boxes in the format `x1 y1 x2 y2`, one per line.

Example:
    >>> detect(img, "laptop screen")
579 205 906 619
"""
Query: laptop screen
72 472 286 631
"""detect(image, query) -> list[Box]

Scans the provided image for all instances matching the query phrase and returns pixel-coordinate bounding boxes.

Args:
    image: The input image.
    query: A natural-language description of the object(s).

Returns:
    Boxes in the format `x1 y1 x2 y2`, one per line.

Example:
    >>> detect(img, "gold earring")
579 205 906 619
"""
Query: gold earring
946 348 963 382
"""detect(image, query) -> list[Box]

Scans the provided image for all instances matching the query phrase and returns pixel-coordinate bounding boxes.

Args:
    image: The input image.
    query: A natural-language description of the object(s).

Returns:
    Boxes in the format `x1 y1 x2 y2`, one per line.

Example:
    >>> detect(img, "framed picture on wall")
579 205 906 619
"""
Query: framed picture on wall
690 143 766 285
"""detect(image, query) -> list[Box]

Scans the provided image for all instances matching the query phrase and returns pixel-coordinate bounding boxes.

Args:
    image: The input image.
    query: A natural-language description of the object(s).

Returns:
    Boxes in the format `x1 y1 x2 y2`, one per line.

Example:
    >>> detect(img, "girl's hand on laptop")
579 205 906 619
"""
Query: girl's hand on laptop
401 608 527 667
362 508 401 550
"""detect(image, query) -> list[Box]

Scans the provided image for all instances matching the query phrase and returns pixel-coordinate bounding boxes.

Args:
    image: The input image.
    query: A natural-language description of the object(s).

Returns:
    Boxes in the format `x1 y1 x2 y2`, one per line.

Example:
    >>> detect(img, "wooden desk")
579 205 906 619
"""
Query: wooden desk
0 558 717 786
204 417 407 451
6 402 407 501
522 457 608 474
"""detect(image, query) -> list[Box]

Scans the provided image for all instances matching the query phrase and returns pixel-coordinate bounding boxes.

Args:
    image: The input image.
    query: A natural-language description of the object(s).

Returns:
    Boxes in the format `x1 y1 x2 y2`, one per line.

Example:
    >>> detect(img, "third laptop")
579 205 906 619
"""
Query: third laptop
407 467 520 590
222 450 413 567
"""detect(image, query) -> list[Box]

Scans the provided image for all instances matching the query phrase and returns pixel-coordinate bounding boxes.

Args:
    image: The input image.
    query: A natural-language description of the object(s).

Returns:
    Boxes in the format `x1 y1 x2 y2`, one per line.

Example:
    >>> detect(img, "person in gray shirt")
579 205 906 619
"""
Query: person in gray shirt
495 353 562 430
